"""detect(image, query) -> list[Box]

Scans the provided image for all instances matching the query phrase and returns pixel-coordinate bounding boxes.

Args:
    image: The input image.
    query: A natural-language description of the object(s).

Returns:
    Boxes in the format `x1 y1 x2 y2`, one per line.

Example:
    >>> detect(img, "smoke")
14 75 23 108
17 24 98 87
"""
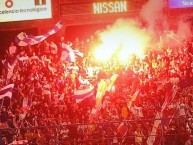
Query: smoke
93 0 193 59
177 19 192 41
140 0 193 48
140 0 168 35
164 16 193 48
93 19 152 61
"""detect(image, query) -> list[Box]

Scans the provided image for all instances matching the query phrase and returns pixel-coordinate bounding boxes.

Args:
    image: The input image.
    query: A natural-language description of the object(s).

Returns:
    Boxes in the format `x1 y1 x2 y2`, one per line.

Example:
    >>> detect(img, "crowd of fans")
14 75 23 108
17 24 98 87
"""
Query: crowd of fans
0 32 193 145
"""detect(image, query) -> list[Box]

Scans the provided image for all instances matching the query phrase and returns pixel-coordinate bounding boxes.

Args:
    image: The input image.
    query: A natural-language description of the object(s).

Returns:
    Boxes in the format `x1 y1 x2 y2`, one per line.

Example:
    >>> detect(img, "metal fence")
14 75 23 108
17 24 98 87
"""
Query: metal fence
0 116 192 145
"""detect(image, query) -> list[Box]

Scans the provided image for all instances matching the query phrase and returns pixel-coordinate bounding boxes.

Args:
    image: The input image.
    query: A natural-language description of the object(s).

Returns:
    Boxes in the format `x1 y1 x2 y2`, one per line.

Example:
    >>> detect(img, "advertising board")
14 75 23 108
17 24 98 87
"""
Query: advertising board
168 0 193 8
0 0 52 22
93 1 127 14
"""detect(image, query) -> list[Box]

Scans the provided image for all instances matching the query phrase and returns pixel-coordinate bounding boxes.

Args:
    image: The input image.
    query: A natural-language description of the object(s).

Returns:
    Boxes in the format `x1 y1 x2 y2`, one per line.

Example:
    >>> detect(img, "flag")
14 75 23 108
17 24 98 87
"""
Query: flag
146 112 161 145
161 108 178 126
61 44 84 62
89 80 107 122
74 49 84 57
19 97 32 120
96 79 107 106
0 84 14 100
7 60 17 80
89 106 100 123
61 44 76 62
127 90 140 109
15 21 63 46
89 76 119 122
74 85 94 103
117 122 128 137
90 76 120 121
22 97 30 108
107 74 118 91
6 54 18 80
2 54 17 69
161 83 177 114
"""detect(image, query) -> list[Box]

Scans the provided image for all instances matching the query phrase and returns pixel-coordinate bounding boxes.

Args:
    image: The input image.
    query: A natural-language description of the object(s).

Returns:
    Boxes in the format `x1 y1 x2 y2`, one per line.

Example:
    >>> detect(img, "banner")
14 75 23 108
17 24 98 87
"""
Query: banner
168 0 193 8
0 0 52 22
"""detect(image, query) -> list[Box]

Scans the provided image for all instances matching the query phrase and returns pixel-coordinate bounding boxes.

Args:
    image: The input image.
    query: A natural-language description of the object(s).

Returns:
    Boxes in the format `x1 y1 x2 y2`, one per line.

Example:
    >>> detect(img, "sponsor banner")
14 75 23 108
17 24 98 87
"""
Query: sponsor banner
168 0 193 8
0 0 52 22
93 1 127 14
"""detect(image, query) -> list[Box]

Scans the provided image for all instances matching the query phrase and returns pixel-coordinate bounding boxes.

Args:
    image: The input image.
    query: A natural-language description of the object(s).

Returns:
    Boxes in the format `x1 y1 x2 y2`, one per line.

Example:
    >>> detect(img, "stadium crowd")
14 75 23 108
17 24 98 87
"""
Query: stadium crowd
0 33 193 145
